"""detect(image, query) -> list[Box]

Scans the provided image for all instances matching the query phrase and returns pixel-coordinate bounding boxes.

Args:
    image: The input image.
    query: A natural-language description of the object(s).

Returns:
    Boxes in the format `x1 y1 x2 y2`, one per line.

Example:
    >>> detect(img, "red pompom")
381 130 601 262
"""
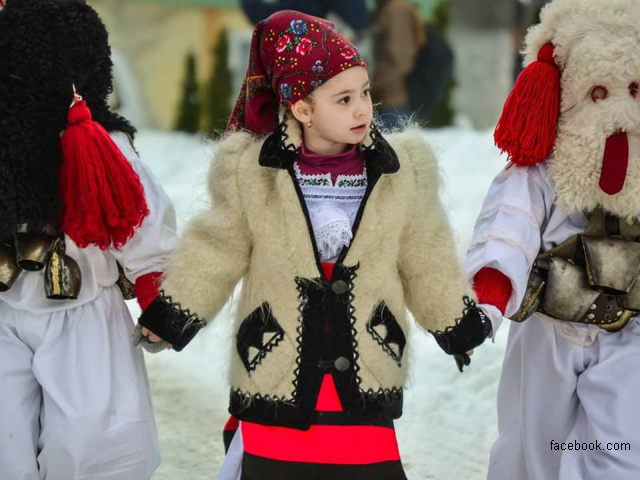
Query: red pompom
494 43 561 167
60 100 149 250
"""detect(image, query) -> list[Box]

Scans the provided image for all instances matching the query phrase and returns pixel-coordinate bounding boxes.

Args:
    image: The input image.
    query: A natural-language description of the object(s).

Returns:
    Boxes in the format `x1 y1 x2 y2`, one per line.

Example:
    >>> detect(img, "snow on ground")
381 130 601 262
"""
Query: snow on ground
129 127 510 479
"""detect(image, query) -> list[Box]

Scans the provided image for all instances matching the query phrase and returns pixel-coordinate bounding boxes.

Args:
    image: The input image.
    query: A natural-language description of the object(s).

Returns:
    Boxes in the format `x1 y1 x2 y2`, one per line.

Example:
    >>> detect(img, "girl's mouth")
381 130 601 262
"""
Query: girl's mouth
351 124 367 134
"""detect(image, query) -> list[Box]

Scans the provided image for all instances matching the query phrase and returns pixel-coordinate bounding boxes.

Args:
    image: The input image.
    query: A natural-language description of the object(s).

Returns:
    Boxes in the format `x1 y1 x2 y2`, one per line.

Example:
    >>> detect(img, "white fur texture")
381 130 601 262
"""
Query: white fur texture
522 0 640 218
162 130 469 398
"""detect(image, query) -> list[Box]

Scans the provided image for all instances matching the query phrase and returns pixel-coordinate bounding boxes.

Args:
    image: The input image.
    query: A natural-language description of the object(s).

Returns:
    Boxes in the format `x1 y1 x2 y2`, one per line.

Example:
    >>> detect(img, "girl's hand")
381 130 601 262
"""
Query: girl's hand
141 327 173 349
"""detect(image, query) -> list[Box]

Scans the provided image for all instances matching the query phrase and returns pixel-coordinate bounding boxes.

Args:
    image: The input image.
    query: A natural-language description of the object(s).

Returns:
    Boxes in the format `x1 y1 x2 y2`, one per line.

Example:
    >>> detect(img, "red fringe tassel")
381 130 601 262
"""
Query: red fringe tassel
494 43 561 167
60 101 149 250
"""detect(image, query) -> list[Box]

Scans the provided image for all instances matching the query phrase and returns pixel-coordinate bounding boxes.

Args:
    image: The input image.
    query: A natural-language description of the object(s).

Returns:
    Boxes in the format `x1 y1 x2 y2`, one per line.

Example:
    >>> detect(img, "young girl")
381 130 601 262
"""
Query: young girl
0 1 177 478
139 10 491 479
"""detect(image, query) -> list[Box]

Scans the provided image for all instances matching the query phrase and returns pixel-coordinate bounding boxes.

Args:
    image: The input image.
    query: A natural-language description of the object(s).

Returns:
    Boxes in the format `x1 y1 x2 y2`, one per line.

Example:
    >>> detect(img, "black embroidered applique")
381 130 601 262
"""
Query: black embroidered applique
236 302 285 373
367 302 407 367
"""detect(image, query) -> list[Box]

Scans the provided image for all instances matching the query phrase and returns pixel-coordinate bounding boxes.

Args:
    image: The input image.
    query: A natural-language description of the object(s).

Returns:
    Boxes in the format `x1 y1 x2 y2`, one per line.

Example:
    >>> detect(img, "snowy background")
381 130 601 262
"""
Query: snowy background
127 127 510 479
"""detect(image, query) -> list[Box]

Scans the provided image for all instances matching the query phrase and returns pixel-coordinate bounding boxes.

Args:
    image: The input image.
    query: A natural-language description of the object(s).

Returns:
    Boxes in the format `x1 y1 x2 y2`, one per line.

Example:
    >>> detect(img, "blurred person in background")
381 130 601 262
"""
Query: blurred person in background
240 0 370 35
512 0 550 82
371 0 425 129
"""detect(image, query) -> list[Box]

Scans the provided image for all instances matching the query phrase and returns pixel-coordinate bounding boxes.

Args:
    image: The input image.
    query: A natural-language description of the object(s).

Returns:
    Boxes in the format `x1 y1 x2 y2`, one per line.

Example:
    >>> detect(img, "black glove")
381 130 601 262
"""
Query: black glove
137 292 206 352
432 297 492 372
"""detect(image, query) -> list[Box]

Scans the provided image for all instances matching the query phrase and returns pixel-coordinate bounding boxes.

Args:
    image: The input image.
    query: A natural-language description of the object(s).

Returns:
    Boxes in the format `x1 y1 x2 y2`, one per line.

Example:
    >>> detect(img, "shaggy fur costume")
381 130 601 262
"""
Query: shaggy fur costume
0 0 134 240
523 0 640 219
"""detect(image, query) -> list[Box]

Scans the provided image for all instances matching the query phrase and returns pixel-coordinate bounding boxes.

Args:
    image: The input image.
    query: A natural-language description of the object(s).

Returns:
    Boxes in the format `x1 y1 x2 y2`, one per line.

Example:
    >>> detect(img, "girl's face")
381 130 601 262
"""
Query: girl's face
291 66 373 155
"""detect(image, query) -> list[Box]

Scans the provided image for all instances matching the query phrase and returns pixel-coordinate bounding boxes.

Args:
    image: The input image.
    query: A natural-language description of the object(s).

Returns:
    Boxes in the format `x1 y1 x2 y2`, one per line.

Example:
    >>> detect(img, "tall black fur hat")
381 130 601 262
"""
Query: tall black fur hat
0 0 135 240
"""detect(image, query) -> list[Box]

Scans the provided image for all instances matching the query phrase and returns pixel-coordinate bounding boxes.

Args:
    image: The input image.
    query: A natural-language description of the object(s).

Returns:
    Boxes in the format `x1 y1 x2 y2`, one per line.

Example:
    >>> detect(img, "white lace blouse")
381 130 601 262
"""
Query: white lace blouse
293 162 367 263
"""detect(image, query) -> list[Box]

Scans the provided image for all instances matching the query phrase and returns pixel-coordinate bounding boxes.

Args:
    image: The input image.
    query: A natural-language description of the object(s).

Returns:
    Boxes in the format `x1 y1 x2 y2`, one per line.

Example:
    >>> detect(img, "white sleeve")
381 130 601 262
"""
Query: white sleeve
465 164 549 328
108 132 179 281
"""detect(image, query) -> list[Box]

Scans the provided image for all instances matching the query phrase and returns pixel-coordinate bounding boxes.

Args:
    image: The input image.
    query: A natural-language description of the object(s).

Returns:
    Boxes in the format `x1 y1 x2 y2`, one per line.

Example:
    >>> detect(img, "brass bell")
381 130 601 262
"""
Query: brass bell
0 243 21 292
44 238 82 300
14 223 55 272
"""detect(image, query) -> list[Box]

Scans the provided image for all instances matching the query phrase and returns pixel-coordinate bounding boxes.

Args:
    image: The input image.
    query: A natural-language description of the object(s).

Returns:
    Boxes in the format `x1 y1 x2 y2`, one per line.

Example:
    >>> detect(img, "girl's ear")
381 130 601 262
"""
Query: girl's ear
290 99 312 125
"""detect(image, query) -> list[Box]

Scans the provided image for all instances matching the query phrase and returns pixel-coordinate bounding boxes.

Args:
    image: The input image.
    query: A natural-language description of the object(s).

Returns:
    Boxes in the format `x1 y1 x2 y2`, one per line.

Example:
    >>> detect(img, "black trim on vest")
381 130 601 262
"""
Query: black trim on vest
367 302 407 367
236 302 285 373
137 292 205 352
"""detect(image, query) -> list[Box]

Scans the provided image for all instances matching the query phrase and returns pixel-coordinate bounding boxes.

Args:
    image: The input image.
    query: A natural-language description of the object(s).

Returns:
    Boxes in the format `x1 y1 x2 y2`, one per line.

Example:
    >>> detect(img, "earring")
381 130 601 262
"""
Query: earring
306 122 312 128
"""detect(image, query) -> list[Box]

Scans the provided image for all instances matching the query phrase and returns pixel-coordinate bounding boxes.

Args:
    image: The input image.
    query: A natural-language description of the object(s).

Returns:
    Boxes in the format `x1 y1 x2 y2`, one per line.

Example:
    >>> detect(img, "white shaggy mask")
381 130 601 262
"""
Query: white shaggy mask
508 0 640 220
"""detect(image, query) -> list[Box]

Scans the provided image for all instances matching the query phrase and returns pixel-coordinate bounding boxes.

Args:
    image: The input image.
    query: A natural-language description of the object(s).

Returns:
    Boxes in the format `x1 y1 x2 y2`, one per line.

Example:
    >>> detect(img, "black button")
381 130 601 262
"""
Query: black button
334 356 350 372
331 280 348 295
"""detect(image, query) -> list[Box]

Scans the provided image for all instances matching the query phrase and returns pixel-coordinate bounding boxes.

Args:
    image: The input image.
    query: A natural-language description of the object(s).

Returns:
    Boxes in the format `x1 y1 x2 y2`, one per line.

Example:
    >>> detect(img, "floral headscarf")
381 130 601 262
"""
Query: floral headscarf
227 10 367 135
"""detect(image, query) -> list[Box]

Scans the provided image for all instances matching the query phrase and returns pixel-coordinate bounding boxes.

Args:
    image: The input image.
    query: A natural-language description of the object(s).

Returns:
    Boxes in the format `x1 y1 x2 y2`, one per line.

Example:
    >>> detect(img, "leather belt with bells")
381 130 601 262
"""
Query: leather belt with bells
0 225 83 300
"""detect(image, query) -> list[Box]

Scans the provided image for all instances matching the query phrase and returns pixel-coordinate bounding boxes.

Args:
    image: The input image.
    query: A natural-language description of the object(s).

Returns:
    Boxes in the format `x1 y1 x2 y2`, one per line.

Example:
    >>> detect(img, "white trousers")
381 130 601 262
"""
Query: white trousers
488 315 640 480
0 287 160 480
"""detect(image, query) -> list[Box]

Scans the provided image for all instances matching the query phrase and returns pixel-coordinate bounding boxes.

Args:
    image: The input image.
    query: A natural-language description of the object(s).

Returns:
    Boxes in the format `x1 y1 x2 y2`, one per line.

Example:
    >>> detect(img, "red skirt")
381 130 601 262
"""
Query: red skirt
237 373 405 479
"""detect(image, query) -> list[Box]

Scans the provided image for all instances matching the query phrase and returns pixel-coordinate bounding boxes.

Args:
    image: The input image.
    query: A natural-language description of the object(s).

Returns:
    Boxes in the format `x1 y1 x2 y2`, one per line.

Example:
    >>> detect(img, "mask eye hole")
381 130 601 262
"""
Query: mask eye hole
590 85 609 102
630 82 639 99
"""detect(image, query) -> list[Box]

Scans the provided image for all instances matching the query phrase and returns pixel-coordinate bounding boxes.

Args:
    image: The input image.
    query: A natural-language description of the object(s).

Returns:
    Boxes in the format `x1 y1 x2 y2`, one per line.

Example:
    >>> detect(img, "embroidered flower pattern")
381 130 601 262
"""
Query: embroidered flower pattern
280 83 292 101
290 20 308 35
296 38 314 56
312 60 324 73
294 163 368 189
298 177 331 187
277 35 291 52
341 47 357 60
266 29 276 43
288 57 299 70
240 14 368 114
340 45 365 66
337 177 368 188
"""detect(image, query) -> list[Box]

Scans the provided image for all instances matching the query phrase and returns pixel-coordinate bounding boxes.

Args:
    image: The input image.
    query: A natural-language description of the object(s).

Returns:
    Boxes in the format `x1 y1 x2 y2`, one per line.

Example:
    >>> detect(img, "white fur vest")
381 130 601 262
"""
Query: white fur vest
160 125 470 429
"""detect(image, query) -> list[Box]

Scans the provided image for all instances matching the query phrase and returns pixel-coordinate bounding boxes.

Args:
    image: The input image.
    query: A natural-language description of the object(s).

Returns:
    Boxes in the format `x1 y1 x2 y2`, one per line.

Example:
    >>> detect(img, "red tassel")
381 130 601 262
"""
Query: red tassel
494 43 561 167
473 267 512 315
60 101 149 250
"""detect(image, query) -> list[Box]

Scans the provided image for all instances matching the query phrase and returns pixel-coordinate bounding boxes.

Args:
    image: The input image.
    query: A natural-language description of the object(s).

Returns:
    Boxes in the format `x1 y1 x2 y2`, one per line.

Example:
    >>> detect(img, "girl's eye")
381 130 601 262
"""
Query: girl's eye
630 82 639 98
362 88 371 97
590 85 609 102
339 96 351 105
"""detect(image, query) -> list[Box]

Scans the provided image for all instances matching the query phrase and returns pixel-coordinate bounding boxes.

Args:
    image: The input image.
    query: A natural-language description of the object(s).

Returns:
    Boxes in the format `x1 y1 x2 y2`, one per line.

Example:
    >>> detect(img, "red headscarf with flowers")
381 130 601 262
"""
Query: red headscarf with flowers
227 10 366 135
